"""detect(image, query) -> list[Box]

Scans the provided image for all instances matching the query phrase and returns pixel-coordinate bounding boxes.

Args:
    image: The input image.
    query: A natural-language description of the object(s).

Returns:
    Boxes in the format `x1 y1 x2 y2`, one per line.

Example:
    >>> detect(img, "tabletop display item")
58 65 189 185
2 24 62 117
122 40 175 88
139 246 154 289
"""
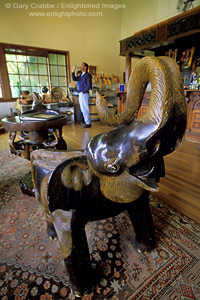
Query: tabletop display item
19 90 33 105
51 87 67 102
20 110 64 122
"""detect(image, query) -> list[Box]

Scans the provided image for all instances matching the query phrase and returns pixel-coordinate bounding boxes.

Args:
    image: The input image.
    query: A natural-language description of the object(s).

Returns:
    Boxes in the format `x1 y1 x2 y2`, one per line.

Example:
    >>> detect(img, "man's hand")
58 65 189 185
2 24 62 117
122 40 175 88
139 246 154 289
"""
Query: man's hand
72 66 76 72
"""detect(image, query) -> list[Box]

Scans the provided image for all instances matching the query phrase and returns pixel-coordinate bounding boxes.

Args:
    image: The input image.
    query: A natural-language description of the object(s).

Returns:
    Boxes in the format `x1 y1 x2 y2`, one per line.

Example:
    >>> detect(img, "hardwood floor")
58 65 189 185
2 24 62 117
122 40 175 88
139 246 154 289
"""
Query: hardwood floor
0 121 200 223
151 140 200 224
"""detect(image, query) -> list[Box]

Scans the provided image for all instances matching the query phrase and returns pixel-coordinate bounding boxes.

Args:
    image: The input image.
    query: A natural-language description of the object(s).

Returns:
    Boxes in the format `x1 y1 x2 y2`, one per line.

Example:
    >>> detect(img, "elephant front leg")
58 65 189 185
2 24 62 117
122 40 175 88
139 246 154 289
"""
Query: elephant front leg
128 191 155 253
63 210 94 297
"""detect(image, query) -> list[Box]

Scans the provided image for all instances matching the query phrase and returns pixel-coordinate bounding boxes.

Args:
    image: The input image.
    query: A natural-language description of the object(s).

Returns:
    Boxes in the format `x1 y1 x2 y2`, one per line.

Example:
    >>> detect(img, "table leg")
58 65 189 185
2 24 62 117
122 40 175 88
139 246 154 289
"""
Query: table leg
8 130 31 159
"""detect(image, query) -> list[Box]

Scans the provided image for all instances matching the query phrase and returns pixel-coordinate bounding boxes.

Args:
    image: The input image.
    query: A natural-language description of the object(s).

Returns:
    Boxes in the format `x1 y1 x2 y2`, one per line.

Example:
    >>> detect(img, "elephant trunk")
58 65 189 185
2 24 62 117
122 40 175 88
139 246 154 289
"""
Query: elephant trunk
86 56 187 203
96 56 187 131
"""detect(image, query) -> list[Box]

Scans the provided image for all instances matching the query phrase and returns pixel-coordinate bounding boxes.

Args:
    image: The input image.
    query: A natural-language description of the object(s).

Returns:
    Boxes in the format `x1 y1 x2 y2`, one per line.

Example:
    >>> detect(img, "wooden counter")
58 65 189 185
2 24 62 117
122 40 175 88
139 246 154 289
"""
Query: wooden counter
184 90 200 143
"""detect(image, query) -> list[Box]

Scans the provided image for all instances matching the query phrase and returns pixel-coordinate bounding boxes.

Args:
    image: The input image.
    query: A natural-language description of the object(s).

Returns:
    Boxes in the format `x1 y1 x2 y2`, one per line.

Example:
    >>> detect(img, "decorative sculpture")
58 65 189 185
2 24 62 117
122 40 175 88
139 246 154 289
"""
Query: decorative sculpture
31 56 187 297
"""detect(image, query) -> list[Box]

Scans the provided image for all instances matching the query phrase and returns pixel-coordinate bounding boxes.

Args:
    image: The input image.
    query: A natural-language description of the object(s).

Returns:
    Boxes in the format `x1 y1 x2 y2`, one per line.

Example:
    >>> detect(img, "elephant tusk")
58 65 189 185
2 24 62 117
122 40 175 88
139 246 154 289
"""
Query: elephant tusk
136 166 155 180
129 166 159 191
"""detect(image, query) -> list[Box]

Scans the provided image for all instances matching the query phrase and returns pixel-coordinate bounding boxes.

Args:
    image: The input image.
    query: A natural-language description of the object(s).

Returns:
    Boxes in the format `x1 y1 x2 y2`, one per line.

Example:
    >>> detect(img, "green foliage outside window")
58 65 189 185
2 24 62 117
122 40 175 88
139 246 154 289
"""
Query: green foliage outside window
5 52 67 98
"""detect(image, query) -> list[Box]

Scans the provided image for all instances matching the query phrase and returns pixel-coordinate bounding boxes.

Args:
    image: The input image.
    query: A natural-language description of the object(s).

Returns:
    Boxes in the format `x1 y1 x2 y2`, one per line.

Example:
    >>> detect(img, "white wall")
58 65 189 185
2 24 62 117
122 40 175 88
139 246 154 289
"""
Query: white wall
0 0 124 78
0 103 15 120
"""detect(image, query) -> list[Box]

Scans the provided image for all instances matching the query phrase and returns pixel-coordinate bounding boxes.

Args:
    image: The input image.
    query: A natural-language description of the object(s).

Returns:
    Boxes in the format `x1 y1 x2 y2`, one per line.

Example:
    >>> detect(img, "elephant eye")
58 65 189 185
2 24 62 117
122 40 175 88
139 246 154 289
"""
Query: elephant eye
104 157 121 173
105 163 120 173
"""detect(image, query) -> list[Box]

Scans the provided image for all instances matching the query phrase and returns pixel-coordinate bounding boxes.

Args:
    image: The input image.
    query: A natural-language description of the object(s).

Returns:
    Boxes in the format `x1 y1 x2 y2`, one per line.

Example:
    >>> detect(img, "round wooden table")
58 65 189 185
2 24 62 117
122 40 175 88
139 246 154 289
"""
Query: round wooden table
2 115 68 196
2 115 68 159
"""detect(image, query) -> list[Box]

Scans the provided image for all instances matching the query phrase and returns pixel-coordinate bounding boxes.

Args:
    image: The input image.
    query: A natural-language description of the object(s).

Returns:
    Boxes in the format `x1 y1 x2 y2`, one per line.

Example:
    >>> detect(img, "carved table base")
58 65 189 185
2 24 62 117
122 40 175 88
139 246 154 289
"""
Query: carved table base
9 129 67 160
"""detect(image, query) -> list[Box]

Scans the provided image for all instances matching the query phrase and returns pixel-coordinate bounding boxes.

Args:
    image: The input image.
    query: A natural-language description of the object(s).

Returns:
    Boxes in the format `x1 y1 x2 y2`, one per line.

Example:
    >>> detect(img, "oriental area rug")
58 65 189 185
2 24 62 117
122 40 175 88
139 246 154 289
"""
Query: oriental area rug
0 149 200 300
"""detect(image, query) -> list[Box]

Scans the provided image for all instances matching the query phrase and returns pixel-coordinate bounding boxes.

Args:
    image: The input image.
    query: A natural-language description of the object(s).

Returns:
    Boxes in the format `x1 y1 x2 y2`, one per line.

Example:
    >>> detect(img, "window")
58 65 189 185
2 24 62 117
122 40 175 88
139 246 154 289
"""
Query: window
0 83 2 98
5 53 49 97
0 44 70 102
49 53 67 91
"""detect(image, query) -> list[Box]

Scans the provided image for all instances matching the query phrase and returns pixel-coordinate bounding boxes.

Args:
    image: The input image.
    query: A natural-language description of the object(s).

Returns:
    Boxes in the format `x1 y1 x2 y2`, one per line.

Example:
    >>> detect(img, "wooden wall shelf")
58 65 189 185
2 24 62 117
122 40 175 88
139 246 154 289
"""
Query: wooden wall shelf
120 7 200 87
120 7 200 57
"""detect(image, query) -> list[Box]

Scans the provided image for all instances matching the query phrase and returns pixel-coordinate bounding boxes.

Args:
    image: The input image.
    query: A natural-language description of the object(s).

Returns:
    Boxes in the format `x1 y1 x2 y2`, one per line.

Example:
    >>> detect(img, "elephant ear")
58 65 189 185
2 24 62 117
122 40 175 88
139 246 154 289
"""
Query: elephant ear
47 156 92 212
61 158 92 190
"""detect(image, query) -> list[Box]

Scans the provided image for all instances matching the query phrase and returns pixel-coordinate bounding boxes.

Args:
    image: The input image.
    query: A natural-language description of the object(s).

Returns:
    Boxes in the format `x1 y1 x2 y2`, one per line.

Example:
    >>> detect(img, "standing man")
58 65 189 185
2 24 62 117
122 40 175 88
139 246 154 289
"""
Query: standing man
76 70 84 124
72 62 92 128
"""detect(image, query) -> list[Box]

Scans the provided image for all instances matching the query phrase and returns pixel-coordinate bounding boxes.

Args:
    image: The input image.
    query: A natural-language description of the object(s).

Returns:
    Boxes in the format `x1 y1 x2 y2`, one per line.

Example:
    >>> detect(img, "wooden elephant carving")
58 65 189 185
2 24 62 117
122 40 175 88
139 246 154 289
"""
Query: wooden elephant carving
31 56 187 297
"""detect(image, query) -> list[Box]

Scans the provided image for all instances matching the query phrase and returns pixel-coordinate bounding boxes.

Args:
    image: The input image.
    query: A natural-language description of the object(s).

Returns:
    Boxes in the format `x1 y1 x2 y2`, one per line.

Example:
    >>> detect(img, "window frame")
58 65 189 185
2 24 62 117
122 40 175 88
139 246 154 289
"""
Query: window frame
0 43 70 102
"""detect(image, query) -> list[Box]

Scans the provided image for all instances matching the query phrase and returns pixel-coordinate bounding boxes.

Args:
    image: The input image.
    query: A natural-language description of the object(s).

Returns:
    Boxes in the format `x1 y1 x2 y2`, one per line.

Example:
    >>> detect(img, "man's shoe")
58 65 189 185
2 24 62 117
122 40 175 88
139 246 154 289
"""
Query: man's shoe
81 123 91 128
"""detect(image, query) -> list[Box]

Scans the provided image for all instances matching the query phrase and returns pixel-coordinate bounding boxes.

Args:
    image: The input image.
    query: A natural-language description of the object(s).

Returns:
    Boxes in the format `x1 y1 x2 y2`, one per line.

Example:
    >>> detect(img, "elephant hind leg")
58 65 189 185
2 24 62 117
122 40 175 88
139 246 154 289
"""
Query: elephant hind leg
128 191 155 253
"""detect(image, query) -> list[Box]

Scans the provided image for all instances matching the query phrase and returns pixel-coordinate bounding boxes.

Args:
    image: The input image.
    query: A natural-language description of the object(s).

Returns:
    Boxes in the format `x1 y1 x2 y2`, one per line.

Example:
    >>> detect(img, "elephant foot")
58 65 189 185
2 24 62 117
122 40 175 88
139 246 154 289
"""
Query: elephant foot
68 278 94 297
47 222 57 240
68 269 95 297
69 270 98 298
70 288 91 298
135 237 155 254
64 255 98 297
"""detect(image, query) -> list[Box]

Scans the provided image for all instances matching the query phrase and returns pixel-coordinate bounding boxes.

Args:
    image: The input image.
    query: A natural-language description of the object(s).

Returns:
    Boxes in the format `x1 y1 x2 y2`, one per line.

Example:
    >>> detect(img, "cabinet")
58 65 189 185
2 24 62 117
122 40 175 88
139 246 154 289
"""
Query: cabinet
185 90 200 142
120 7 200 68
120 7 200 85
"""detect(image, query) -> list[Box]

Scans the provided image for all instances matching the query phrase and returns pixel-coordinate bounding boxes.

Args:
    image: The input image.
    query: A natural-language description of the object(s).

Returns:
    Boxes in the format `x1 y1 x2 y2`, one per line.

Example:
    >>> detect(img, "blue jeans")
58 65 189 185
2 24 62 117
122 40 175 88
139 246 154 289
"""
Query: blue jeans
79 93 91 125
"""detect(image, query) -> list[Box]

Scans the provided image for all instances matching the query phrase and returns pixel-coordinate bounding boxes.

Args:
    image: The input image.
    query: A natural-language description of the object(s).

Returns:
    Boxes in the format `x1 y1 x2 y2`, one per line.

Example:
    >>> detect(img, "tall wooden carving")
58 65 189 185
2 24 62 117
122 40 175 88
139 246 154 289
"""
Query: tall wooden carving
31 56 187 297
